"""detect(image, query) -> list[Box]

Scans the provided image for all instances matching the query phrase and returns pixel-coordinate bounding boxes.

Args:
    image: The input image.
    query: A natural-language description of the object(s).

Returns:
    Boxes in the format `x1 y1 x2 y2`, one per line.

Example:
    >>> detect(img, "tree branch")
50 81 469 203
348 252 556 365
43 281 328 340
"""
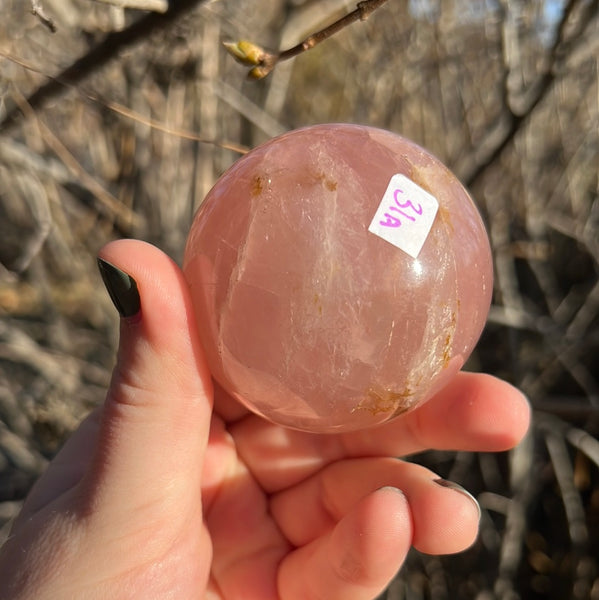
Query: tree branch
224 0 389 80
0 0 205 132
0 50 249 154
30 0 56 33
464 0 598 189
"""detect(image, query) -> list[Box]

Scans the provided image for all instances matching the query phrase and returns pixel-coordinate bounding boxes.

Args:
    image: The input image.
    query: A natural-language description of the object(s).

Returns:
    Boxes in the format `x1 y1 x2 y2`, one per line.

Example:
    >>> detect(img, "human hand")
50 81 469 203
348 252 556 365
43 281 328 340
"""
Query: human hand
0 240 530 600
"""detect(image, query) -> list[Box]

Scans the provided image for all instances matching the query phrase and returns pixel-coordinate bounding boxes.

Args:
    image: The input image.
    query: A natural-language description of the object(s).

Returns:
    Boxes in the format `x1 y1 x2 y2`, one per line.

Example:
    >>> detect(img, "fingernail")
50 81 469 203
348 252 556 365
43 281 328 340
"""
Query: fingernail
377 485 406 496
433 478 481 519
97 258 140 318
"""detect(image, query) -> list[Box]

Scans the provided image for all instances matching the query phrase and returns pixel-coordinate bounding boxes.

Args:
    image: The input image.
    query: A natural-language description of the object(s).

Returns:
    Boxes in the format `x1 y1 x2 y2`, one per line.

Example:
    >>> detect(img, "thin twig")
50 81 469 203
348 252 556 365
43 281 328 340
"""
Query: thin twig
30 0 56 33
11 88 142 230
464 0 598 188
279 0 389 61
0 0 205 132
224 0 389 80
0 50 248 155
91 0 168 12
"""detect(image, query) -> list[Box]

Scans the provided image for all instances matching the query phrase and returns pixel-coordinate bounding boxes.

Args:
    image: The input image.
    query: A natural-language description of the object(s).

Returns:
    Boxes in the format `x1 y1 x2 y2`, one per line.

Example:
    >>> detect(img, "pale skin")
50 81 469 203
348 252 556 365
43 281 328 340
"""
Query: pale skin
0 239 530 600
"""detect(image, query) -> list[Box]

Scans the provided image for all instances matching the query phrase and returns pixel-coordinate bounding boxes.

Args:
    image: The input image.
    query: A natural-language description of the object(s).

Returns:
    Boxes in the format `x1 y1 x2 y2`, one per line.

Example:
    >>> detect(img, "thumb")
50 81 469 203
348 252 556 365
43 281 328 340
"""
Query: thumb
89 239 213 521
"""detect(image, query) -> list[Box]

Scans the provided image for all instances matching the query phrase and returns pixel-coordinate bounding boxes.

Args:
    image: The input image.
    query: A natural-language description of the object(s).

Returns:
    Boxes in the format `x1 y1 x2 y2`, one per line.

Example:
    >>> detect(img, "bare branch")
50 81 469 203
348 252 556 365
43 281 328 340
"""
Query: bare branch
224 0 389 80
91 0 168 13
0 0 205 133
30 0 56 33
0 50 249 154
12 89 142 230
464 0 598 188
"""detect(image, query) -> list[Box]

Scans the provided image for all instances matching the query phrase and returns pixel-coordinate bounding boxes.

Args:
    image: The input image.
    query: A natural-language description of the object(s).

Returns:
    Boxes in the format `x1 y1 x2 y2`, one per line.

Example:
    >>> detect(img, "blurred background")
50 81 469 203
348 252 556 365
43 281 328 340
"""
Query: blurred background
0 0 597 597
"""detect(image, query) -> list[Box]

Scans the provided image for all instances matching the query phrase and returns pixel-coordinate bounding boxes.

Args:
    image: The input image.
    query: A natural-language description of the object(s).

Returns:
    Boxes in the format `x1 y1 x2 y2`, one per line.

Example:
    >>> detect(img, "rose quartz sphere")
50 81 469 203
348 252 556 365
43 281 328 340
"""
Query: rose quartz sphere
183 124 492 433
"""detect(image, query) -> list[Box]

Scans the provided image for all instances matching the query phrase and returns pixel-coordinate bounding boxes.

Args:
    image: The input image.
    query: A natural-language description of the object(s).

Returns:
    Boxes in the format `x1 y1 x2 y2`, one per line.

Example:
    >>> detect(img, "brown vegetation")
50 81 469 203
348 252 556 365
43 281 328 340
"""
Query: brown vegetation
1 0 598 597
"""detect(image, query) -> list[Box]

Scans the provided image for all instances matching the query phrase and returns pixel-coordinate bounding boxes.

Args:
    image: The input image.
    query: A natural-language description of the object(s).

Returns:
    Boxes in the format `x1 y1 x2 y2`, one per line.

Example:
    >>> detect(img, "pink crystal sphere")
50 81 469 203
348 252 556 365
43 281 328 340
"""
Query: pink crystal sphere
183 124 493 433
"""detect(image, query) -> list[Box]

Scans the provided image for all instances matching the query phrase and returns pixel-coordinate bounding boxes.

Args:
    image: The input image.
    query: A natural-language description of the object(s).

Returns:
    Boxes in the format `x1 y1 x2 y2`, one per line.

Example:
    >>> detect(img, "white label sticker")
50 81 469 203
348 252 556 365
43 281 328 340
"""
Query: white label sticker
368 174 439 258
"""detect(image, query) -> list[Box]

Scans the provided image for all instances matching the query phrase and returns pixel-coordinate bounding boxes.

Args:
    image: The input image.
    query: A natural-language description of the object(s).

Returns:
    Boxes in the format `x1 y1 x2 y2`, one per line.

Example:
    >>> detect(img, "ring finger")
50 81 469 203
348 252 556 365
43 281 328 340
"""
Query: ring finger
270 457 480 555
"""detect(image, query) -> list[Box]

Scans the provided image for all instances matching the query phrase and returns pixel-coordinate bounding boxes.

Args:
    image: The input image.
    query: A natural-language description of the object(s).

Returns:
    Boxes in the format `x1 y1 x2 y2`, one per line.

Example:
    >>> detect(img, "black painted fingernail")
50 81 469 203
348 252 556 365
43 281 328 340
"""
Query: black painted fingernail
97 258 140 318
433 478 481 519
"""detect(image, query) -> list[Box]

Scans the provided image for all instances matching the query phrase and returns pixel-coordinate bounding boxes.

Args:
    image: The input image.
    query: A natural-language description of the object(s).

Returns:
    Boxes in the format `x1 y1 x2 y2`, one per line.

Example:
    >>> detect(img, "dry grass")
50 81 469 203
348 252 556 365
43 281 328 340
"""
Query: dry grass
1 0 598 597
